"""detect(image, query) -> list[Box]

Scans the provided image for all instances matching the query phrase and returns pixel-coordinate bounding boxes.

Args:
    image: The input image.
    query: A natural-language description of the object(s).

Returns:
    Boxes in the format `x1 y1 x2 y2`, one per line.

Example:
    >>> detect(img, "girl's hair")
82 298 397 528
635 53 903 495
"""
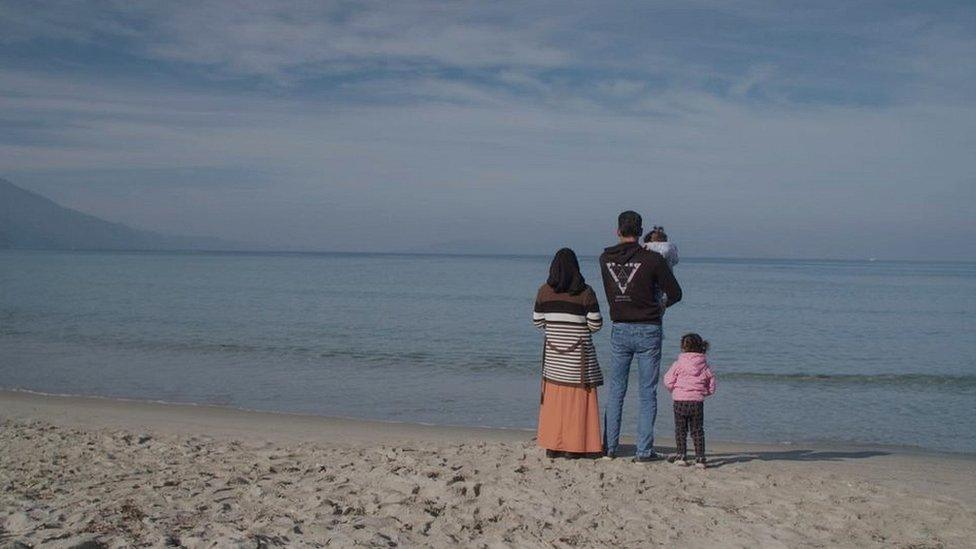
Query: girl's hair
547 248 587 295
681 333 709 353
644 226 668 243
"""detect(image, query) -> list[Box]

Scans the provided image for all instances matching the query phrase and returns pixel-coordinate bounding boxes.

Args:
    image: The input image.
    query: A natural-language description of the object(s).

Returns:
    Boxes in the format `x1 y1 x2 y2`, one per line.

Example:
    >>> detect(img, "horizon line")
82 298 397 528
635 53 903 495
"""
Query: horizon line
3 247 975 266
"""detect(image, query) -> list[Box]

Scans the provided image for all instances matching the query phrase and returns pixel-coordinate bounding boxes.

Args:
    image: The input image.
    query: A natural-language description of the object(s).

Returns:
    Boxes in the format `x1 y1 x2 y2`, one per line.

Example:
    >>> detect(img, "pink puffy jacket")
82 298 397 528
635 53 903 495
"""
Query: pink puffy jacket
664 352 716 402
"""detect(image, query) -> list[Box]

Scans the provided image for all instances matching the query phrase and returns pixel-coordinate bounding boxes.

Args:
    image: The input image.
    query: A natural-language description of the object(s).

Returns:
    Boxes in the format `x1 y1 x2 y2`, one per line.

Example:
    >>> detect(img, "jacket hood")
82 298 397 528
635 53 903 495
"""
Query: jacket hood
676 352 709 374
602 241 643 265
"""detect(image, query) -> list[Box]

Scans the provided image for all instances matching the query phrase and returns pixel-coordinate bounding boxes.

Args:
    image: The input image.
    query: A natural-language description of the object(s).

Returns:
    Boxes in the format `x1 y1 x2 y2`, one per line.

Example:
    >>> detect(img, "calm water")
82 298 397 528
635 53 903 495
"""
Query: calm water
1 250 974 452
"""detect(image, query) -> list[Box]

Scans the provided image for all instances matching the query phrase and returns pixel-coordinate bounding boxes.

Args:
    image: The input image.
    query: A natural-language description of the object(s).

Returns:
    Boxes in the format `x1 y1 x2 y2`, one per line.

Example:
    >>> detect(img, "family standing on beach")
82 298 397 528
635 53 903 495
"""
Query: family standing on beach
533 211 716 468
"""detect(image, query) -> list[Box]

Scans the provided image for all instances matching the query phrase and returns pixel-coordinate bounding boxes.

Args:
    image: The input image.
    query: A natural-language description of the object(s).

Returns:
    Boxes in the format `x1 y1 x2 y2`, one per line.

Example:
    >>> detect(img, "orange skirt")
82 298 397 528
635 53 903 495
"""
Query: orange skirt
536 380 603 453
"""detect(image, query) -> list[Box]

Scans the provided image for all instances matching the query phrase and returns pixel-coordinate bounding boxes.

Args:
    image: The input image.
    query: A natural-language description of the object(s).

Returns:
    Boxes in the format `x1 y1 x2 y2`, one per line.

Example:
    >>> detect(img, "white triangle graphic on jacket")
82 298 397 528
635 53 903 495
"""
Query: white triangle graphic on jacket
607 262 641 293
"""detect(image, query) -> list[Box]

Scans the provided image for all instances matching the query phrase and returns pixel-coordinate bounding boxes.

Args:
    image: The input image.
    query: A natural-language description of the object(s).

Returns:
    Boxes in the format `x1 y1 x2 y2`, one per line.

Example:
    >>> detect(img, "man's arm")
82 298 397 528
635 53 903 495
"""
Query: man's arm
597 254 611 302
655 259 682 307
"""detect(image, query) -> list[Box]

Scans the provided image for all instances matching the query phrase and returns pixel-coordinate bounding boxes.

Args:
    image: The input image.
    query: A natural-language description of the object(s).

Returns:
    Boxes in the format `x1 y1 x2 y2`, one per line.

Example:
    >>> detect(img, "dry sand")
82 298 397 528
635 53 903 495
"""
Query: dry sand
1 390 974 548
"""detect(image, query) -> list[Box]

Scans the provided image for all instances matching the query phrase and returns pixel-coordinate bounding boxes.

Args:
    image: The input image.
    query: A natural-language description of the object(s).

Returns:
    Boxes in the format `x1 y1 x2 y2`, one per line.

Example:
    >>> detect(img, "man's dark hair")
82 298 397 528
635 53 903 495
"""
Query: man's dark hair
617 210 643 238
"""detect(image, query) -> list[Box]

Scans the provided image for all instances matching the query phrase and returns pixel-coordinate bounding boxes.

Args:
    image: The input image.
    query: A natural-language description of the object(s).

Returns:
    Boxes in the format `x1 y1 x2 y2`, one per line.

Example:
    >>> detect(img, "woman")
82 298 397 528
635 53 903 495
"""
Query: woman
532 248 604 458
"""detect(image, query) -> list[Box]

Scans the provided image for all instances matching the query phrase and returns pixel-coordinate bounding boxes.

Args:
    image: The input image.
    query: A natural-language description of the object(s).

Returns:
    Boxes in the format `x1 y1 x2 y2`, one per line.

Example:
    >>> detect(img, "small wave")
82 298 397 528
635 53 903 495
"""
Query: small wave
724 372 976 388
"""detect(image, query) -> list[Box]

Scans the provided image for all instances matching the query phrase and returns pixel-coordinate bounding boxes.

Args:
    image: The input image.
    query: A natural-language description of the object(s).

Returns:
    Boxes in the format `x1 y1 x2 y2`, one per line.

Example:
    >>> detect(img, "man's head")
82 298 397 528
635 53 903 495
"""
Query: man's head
617 210 643 242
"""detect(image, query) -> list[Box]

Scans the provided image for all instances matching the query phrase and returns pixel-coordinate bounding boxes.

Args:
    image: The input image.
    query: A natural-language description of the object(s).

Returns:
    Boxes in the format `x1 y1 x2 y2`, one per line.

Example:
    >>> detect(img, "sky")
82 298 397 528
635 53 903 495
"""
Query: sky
1 1 974 260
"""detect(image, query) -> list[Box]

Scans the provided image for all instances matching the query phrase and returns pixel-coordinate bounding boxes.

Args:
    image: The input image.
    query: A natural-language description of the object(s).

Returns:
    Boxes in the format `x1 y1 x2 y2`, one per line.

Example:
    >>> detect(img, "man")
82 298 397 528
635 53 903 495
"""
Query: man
599 210 682 461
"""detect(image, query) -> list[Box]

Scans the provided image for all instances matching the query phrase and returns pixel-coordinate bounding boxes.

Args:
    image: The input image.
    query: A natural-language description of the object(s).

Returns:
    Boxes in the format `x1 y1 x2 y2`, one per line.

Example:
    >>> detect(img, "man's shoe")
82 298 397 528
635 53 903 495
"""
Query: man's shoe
632 452 662 463
600 450 617 460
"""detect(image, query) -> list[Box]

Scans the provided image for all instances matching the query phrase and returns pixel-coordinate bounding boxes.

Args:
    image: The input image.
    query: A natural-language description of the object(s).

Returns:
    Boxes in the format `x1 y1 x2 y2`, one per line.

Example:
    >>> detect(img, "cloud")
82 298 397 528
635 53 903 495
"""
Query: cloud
5 1 973 105
2 1 573 84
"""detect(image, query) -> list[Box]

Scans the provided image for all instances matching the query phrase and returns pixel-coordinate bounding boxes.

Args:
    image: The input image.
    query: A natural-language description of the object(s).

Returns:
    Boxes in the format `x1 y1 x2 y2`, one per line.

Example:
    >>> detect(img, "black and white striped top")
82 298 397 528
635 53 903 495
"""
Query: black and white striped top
532 284 603 386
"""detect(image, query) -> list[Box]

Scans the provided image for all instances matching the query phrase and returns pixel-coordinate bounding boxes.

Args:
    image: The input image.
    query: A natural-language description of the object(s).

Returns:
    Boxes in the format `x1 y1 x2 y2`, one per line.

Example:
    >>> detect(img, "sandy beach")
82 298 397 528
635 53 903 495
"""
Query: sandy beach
1 390 974 548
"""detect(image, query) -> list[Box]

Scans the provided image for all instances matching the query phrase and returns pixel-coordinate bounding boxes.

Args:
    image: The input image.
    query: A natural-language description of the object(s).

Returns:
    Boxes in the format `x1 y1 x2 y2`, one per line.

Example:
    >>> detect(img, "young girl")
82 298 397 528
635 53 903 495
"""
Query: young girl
663 333 716 468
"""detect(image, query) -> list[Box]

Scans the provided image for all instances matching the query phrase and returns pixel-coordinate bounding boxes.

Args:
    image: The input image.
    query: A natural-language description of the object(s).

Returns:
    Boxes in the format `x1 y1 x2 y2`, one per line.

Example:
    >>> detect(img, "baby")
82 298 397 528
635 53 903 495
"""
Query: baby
643 226 678 307
643 226 678 268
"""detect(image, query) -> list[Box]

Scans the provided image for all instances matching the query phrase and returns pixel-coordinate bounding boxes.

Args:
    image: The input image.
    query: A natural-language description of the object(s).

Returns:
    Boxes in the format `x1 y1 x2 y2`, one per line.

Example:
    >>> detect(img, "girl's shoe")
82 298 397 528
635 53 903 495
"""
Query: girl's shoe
695 457 707 470
666 453 687 465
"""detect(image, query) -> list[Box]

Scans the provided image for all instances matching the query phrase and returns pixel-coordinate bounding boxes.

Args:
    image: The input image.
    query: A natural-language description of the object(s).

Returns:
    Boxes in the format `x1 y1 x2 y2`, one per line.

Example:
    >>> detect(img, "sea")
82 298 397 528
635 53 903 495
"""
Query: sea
1 250 974 453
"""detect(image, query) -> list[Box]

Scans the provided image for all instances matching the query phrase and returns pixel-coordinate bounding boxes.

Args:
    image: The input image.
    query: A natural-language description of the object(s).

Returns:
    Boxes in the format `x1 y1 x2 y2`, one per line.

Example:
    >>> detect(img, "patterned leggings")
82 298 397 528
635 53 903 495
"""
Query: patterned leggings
673 401 705 459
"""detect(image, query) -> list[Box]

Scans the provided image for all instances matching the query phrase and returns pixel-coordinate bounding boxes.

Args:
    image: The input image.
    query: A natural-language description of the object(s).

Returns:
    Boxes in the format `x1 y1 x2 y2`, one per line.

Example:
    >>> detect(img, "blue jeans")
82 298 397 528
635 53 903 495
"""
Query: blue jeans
603 322 663 457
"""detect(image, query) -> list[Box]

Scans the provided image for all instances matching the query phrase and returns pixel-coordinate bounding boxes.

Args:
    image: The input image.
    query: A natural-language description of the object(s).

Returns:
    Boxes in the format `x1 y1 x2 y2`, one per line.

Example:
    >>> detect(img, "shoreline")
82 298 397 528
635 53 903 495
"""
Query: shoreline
3 387 973 460
3 389 976 546
0 388 530 445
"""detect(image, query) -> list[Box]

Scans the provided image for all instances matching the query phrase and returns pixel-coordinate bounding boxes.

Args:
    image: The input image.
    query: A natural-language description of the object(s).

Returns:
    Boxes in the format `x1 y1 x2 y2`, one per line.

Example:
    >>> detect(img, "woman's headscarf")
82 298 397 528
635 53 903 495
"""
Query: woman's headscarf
547 248 586 295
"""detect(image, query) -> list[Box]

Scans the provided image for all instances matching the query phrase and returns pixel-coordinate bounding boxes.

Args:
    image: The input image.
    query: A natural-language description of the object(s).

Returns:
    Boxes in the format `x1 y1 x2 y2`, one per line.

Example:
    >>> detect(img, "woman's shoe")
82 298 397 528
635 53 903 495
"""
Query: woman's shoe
695 457 707 470
546 449 562 459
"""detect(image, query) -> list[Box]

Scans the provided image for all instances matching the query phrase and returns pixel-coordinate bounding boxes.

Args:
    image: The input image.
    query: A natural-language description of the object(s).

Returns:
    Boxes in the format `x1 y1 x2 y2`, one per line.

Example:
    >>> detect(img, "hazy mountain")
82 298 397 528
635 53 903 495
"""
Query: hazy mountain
0 178 236 251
